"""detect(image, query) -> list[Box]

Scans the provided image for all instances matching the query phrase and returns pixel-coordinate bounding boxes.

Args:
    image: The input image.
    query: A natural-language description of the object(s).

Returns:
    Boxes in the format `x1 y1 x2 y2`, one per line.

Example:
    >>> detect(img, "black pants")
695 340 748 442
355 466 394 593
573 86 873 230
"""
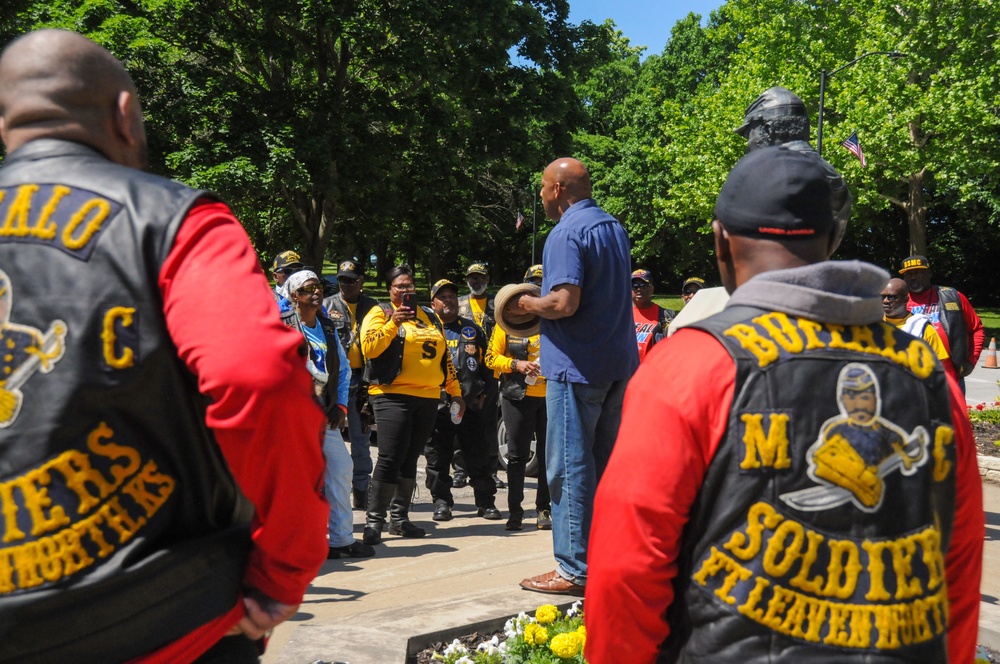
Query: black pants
500 394 549 516
371 393 438 482
455 380 500 475
425 405 496 508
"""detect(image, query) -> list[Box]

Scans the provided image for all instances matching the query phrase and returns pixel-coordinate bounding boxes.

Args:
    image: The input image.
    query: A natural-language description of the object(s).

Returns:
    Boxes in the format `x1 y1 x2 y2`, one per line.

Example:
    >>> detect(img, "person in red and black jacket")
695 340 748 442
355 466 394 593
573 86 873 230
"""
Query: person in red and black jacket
585 147 982 664
900 254 985 392
0 30 328 662
630 269 674 362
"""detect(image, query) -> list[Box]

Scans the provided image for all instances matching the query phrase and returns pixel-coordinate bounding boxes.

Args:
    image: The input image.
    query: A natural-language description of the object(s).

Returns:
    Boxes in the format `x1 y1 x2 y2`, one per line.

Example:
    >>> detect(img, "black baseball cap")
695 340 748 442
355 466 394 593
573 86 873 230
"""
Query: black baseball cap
714 146 834 239
899 255 930 274
431 278 459 299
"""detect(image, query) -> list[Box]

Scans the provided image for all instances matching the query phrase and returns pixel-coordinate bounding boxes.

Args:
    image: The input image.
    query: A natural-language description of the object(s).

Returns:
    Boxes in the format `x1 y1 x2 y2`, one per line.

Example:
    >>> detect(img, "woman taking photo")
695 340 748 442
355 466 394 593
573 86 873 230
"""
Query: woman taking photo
360 265 465 544
282 270 375 559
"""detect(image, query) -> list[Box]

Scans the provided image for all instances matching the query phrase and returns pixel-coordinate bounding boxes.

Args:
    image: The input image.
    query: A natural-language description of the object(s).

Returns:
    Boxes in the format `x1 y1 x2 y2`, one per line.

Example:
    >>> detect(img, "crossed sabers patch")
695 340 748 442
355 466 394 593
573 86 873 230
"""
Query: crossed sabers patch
780 362 928 513
0 273 66 427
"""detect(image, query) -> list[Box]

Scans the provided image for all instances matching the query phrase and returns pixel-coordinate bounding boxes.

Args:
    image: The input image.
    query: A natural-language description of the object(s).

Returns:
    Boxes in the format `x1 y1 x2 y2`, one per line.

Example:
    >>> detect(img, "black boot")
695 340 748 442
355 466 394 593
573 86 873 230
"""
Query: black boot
352 487 366 511
388 477 426 538
506 461 525 530
363 480 395 545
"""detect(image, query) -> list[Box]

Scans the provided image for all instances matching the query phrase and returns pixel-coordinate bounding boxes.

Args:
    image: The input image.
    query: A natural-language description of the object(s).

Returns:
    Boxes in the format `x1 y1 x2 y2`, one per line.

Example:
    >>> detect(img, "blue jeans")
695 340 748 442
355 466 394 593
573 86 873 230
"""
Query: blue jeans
323 428 355 547
347 370 373 491
545 378 628 585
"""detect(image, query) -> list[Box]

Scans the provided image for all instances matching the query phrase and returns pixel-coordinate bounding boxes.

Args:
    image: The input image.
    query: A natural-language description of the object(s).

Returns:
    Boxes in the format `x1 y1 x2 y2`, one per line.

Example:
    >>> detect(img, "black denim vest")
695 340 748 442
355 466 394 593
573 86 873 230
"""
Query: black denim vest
661 305 955 664
0 140 252 662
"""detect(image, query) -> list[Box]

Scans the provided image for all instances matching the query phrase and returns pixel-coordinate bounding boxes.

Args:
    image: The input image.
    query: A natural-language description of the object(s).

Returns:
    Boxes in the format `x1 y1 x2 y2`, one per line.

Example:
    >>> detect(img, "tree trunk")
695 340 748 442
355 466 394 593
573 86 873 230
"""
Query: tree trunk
907 169 927 256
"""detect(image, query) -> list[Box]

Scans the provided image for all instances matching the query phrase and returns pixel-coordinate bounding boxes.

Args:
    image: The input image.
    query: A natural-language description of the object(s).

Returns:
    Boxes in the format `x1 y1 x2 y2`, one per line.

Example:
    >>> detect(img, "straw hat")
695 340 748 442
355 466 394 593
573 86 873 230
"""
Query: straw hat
494 283 542 337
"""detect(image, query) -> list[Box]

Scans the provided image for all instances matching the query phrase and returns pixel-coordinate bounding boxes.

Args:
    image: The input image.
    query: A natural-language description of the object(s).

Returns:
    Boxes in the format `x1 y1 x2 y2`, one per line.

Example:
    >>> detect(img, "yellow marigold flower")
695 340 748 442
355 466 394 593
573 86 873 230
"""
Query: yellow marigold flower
523 622 549 645
535 604 560 625
577 624 586 647
549 632 583 659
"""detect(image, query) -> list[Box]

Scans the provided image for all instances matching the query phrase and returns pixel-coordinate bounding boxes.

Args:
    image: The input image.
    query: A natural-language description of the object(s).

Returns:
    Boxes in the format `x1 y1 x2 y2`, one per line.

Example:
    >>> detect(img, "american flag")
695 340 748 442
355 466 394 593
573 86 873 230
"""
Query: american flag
515 211 525 230
840 132 867 167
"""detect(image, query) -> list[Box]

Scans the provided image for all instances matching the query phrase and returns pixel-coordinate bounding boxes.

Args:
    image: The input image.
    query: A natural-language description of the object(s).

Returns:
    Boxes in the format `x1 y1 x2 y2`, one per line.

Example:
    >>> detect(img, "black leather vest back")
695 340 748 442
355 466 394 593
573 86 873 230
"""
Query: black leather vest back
0 141 252 662
663 305 956 664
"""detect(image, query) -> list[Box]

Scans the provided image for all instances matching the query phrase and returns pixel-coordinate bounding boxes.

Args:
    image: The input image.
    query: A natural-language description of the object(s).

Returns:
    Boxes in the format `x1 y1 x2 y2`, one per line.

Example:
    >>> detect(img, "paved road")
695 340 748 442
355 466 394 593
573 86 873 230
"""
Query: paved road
966 348 1000 406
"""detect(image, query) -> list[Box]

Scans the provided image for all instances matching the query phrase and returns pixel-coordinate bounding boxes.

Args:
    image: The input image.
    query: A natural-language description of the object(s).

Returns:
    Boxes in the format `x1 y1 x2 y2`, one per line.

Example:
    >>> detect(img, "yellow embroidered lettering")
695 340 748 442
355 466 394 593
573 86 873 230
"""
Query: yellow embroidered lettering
0 184 38 237
101 307 136 369
32 184 70 240
822 539 861 599
739 413 791 470
62 198 111 250
889 537 923 600
753 312 804 353
47 449 116 514
931 425 953 481
724 502 782 560
862 540 892 601
724 324 779 367
796 319 828 350
762 519 805 577
120 460 175 517
87 422 141 485
788 529 826 595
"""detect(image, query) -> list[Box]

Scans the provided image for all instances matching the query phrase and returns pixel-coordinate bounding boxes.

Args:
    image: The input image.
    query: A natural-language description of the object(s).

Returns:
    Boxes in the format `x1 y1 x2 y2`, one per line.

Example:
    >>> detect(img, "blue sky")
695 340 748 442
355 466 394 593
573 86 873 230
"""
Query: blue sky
568 0 725 56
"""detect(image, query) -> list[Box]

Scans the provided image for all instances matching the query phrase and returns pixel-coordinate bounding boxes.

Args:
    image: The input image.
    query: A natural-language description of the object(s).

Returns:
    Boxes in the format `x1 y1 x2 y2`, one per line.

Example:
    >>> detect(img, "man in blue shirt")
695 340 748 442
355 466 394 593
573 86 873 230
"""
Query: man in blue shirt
513 157 639 595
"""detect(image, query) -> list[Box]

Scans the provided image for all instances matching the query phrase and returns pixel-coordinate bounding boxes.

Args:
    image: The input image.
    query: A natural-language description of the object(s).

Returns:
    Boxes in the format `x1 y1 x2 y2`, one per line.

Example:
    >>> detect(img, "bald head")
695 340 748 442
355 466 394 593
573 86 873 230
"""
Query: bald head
881 277 910 318
539 157 593 221
0 29 147 169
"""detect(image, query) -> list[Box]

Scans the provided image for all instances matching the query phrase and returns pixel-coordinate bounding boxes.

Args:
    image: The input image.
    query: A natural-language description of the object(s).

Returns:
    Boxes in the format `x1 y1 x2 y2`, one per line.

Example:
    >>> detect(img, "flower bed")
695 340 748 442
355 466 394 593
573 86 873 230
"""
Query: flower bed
423 601 587 663
969 399 1000 459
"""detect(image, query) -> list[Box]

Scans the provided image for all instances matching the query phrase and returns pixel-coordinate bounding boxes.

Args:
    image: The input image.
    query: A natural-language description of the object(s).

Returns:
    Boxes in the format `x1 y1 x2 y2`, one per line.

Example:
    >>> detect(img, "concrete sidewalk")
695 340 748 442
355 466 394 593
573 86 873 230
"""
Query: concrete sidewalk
262 465 1000 662
262 467 555 664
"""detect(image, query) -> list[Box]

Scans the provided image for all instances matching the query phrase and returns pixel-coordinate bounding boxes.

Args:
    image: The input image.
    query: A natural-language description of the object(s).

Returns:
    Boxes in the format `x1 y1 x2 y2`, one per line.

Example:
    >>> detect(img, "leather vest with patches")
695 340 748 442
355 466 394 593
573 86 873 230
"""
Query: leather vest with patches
323 291 378 357
458 292 495 339
662 305 956 664
444 316 487 406
0 140 253 662
499 335 530 401
934 286 970 376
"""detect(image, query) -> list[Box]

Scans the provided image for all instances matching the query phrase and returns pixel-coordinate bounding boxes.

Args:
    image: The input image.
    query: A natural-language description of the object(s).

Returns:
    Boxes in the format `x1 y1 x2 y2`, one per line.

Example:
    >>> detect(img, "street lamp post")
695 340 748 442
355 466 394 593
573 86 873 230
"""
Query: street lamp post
817 51 906 156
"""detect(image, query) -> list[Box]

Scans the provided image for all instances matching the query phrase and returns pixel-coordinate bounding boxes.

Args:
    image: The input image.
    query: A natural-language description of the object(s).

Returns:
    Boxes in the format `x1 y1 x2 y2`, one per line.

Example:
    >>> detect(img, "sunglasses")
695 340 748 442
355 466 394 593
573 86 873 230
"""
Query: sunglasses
683 289 700 296
631 282 650 290
338 277 359 285
296 284 322 294
881 294 901 301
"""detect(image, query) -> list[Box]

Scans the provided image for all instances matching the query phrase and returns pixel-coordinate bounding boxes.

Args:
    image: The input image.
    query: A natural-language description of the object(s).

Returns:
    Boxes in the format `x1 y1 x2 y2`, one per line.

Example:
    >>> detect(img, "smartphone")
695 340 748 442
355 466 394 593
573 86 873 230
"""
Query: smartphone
402 292 417 317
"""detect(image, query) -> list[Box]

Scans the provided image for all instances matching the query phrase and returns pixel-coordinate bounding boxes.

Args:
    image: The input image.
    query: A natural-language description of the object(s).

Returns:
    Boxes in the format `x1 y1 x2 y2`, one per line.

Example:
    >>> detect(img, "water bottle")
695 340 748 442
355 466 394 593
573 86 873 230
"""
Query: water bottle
449 401 463 424
525 373 538 386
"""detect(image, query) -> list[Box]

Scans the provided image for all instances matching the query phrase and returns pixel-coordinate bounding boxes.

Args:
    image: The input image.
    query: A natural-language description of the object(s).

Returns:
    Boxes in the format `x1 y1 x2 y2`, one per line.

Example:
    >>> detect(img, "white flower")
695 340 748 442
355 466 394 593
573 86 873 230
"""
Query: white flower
504 617 518 638
455 657 475 664
567 600 583 617
477 635 501 655
498 639 509 654
443 639 468 656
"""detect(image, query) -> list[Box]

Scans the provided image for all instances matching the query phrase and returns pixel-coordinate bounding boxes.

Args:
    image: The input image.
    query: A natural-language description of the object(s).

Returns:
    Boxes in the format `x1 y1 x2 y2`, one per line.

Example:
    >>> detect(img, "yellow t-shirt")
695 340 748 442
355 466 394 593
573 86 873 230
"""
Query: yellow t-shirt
485 326 545 398
345 301 363 369
468 296 489 329
886 314 950 365
361 304 460 399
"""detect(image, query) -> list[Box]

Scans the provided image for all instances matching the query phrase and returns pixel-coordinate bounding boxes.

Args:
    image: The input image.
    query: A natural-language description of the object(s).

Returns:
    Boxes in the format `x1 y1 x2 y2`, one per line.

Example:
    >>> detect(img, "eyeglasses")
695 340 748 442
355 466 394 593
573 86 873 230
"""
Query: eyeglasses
683 289 700 296
631 282 650 290
338 277 359 286
881 294 901 301
296 284 322 294
392 283 416 292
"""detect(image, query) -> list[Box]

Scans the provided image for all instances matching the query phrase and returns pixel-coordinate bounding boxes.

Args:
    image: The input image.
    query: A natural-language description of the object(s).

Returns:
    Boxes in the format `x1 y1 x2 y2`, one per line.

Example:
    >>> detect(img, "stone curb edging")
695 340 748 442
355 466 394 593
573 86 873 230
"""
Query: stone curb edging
404 600 577 663
979 454 1000 485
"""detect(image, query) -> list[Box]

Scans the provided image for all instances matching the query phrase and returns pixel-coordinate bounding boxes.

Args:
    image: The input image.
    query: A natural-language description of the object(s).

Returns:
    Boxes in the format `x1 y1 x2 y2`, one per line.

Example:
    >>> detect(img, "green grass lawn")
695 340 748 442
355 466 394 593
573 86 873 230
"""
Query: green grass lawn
979 307 1000 344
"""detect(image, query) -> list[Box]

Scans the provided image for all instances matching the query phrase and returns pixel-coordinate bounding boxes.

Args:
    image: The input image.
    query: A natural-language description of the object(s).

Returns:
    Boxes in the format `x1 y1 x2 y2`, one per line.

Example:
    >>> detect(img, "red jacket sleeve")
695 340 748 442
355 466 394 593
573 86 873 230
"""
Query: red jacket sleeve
585 329 735 663
158 199 328 603
959 291 985 366
944 372 984 663
132 200 329 663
